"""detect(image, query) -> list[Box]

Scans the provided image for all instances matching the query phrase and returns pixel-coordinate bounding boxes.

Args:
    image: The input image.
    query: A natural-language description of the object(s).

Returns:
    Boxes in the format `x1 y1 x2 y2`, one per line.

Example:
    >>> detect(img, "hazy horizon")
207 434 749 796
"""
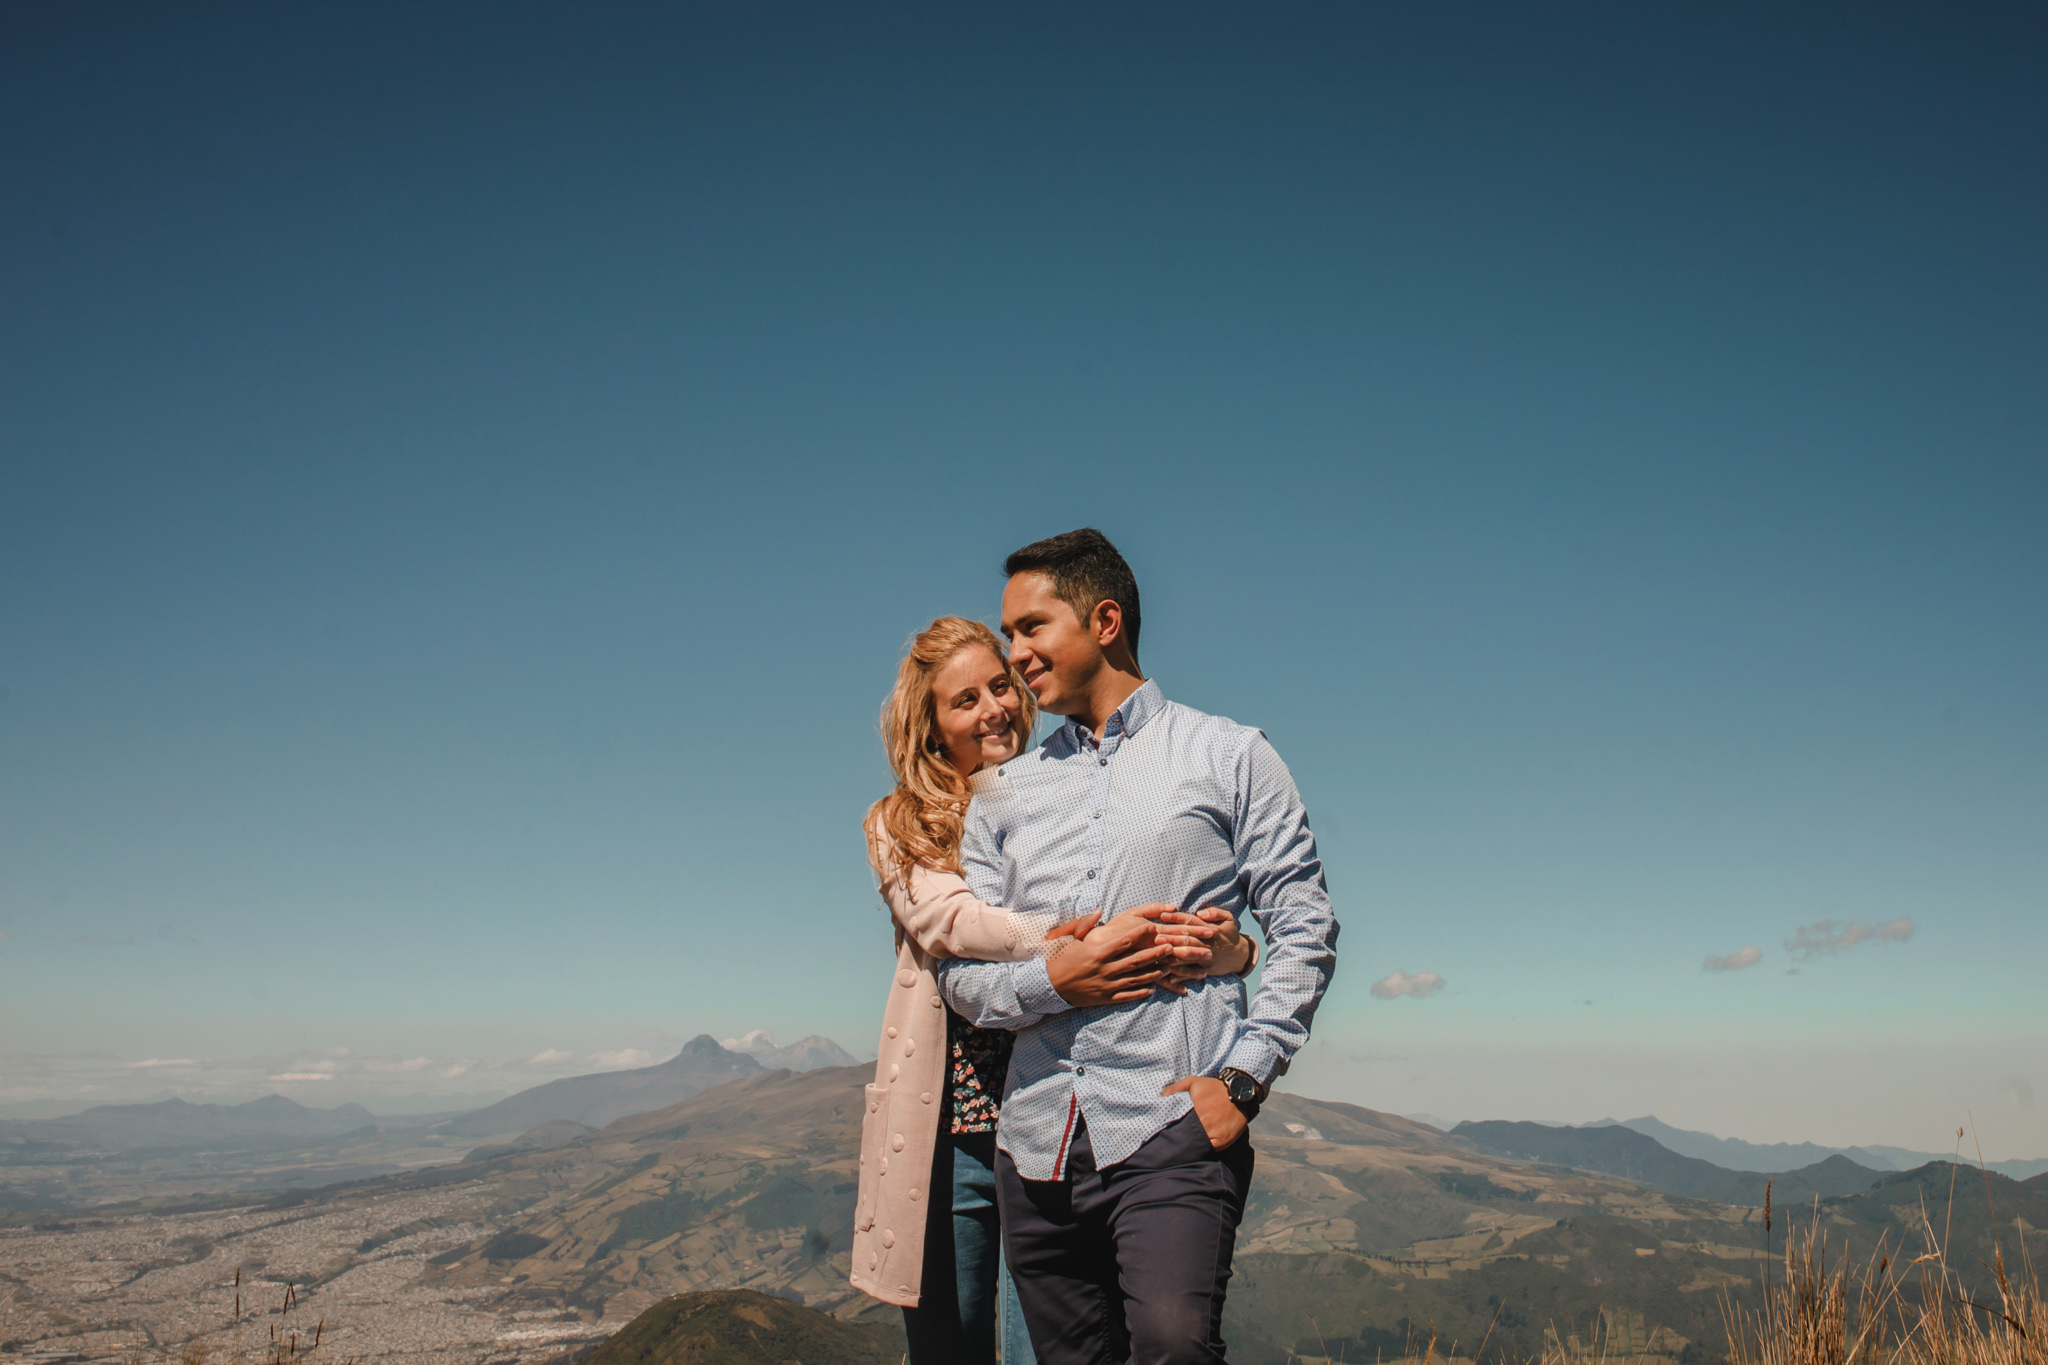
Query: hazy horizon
3 5 2043 1160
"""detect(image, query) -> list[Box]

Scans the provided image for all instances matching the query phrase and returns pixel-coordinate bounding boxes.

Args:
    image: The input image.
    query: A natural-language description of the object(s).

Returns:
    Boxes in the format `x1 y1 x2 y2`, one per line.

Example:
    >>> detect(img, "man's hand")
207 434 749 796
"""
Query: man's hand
1042 905 1179 1006
1154 908 1251 976
1161 1075 1249 1151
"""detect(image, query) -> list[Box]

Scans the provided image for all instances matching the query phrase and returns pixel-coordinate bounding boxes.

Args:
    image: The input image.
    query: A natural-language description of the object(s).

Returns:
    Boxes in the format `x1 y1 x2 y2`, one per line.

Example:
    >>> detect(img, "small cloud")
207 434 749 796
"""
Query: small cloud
526 1049 574 1066
269 1072 334 1082
365 1057 435 1073
721 1029 775 1052
440 1062 472 1079
281 1059 341 1075
588 1048 656 1070
1785 917 1914 961
1371 970 1446 1000
126 1058 198 1069
1703 945 1763 972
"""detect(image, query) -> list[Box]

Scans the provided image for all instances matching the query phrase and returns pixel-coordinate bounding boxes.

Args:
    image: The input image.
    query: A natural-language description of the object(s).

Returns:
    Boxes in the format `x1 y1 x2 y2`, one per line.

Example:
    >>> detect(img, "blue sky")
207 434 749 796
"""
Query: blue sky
2 4 2043 1155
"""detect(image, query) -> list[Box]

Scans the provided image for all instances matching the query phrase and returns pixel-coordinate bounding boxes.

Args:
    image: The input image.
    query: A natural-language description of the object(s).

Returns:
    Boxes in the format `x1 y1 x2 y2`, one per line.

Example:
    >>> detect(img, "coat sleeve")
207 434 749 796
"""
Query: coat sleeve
867 814 1035 963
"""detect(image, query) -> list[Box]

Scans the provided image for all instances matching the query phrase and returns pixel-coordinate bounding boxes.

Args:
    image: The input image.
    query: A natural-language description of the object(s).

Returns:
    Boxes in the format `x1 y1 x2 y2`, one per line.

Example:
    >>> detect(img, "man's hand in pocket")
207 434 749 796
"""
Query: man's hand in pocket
1160 1075 1248 1150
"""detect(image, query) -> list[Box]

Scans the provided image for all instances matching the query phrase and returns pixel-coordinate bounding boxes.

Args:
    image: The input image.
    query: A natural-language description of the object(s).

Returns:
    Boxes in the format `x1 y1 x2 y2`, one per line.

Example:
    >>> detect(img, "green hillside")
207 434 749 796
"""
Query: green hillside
580 1289 904 1365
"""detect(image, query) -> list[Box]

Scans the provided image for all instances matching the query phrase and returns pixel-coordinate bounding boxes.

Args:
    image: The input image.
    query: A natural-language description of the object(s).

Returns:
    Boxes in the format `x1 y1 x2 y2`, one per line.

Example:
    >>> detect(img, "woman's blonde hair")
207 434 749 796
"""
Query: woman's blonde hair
868 616 1038 876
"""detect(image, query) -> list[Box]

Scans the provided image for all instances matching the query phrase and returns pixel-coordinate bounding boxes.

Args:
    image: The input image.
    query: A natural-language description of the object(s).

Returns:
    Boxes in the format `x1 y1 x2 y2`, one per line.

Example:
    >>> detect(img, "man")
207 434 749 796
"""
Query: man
935 528 1339 1365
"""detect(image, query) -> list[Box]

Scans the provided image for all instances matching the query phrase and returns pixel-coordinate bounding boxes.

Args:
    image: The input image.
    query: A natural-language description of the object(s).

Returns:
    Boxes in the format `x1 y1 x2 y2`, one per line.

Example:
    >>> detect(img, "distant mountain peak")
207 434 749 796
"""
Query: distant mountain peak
678 1034 730 1058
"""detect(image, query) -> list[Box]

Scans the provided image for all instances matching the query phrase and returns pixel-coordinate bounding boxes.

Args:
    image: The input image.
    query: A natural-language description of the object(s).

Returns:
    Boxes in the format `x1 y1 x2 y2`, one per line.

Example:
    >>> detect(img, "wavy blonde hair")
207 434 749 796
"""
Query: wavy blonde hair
868 617 1037 876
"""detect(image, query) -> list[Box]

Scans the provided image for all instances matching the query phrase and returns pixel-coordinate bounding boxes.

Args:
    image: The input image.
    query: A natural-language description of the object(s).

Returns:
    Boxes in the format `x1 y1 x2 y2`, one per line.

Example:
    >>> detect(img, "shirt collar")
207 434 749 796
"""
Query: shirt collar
1064 678 1165 749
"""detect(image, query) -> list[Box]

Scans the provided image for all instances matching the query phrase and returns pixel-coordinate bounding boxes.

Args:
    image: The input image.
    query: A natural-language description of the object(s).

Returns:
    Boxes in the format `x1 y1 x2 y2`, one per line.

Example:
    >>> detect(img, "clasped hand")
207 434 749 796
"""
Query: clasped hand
1041 903 1247 1008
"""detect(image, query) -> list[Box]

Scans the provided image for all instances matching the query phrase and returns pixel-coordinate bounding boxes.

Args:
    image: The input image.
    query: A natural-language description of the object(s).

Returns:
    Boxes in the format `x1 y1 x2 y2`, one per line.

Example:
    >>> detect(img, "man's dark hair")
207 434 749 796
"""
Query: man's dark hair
1004 528 1142 660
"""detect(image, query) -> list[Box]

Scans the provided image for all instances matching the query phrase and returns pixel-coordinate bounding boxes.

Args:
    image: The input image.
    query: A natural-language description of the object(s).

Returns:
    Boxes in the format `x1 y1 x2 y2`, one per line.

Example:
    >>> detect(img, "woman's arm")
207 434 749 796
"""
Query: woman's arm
868 816 1033 963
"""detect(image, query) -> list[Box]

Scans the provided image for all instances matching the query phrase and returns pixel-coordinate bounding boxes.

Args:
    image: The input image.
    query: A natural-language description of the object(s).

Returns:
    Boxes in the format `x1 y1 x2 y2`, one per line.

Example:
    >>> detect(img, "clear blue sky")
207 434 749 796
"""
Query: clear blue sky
2 4 2042 1155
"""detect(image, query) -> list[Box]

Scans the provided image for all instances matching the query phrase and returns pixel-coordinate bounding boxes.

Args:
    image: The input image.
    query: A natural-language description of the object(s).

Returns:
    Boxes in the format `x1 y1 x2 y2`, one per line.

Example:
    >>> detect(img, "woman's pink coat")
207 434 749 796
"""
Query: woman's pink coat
848 819 1036 1309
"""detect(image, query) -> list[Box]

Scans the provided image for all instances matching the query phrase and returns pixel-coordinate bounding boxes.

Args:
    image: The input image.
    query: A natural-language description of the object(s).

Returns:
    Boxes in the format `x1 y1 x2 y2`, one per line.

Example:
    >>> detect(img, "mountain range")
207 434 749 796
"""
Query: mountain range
0 1093 383 1154
1451 1119 1886 1204
443 1033 857 1138
8 1060 2047 1365
1586 1114 2048 1181
376 1067 2048 1364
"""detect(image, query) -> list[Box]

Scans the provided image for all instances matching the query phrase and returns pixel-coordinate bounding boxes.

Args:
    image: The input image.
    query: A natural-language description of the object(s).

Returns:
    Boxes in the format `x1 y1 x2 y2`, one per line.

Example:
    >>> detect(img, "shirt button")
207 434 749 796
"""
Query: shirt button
1086 870 1096 878
1092 811 1101 819
1098 757 1108 766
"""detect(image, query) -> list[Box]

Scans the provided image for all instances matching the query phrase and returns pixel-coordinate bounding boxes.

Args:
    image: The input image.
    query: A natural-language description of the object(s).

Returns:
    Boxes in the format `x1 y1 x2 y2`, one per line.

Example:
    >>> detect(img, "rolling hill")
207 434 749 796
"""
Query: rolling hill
9 1063 2045 1365
0 1093 383 1154
1451 1119 1886 1204
443 1035 765 1136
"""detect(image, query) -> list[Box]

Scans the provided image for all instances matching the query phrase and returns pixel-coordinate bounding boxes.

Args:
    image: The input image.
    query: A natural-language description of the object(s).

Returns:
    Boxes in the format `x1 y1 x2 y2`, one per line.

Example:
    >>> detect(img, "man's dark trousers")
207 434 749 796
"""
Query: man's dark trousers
997 1110 1255 1365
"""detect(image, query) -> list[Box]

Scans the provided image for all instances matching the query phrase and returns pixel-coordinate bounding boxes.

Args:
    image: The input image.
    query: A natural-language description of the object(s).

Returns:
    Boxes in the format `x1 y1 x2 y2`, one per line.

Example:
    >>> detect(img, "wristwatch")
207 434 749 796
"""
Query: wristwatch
1216 1067 1267 1120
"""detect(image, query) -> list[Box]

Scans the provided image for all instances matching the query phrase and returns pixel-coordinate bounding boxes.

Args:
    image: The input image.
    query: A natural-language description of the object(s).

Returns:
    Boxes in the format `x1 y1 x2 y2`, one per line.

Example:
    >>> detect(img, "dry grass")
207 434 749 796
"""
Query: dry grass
1719 1182 2043 1365
125 1268 347 1365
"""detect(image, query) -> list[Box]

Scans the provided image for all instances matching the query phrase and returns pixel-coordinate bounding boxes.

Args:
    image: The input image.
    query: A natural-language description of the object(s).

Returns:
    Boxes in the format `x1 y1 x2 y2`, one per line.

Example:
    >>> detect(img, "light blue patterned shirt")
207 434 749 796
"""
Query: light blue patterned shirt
935 680 1339 1178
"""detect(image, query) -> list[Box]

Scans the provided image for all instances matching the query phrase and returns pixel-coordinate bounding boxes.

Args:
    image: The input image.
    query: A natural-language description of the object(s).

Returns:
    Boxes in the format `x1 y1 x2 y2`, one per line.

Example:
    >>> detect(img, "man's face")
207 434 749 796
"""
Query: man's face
1001 571 1103 716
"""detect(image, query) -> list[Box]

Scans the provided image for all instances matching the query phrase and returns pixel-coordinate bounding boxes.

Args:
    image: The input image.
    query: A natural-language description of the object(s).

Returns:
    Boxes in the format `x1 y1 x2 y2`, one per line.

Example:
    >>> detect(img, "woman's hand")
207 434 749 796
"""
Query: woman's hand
1041 905 1182 1006
1154 907 1253 977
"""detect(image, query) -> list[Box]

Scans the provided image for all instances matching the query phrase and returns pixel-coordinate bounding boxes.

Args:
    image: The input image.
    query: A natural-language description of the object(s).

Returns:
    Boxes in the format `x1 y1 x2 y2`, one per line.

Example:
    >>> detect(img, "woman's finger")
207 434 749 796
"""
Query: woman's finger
1044 910 1103 942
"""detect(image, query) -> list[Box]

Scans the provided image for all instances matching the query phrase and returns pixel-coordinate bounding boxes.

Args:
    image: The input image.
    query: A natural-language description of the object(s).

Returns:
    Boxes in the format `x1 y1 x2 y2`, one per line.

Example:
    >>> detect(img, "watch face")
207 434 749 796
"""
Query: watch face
1225 1072 1259 1103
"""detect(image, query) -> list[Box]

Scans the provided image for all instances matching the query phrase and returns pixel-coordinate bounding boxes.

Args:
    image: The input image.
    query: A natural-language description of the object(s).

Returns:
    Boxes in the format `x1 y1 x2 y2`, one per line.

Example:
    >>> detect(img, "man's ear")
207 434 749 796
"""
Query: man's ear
1091 598 1123 649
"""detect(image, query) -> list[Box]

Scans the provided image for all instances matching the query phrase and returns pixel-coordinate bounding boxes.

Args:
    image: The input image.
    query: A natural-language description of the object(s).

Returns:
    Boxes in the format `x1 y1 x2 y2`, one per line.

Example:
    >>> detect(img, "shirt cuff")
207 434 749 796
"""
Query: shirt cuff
1014 958 1074 1018
1221 1033 1283 1085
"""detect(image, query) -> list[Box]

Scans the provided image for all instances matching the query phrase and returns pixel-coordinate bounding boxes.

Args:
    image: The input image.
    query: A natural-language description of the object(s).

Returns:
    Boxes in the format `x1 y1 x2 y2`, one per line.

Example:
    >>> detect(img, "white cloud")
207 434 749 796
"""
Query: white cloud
1371 970 1446 1000
126 1057 198 1069
1703 945 1763 972
588 1048 656 1070
364 1057 435 1073
440 1062 472 1079
526 1049 574 1066
1785 917 1914 961
269 1072 335 1082
721 1029 774 1052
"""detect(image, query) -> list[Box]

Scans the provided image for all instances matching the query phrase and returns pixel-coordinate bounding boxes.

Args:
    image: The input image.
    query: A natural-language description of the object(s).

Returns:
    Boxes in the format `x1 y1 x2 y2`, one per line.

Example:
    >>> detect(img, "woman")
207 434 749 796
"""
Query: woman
849 617 1254 1364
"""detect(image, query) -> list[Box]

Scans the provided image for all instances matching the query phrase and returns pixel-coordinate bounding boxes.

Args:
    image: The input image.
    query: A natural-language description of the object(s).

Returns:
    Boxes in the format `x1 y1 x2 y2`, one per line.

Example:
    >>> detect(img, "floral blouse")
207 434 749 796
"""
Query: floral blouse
946 1007 1013 1134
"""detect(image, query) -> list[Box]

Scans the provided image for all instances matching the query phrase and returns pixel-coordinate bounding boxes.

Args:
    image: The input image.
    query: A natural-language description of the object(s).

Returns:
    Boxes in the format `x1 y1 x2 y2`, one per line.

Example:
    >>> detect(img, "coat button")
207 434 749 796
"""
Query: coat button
879 1157 889 1174
869 1099 879 1112
920 1092 933 1104
870 1257 878 1271
882 1230 895 1248
886 1027 898 1038
902 1037 916 1057
909 1187 920 1202
892 1134 906 1152
931 994 942 1008
888 1064 899 1081
897 969 916 987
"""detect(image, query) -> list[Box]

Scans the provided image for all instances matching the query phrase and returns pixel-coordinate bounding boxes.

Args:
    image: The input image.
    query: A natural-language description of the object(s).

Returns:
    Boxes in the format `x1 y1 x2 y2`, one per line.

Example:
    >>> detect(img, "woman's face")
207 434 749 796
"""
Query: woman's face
931 645 1025 776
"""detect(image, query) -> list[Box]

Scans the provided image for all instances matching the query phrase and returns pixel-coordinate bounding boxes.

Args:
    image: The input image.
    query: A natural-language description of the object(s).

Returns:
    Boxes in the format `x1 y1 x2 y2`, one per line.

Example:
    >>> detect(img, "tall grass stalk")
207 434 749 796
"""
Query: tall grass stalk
1721 1204 2042 1365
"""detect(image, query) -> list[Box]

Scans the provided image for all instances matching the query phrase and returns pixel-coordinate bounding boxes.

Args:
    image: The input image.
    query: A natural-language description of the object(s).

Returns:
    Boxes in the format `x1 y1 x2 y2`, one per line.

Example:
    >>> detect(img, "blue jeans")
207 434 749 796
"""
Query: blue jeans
904 1130 1038 1365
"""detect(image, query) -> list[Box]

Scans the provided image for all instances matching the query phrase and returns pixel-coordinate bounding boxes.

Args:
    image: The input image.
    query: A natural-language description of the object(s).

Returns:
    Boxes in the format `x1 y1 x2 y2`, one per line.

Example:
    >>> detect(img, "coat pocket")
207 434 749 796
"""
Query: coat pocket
855 1084 890 1232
